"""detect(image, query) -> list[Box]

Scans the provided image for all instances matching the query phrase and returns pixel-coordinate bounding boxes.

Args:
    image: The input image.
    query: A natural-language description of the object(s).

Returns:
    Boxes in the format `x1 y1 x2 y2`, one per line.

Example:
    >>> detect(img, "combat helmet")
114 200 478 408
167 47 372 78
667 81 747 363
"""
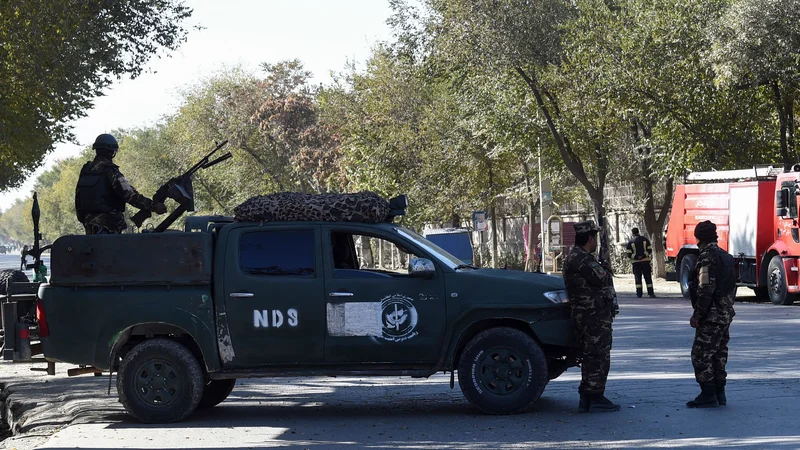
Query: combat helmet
92 134 119 157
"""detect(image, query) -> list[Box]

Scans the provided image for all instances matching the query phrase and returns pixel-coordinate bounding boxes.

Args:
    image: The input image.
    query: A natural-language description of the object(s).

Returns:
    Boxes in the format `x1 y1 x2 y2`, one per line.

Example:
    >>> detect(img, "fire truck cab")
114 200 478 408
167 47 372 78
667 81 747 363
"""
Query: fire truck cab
666 164 800 305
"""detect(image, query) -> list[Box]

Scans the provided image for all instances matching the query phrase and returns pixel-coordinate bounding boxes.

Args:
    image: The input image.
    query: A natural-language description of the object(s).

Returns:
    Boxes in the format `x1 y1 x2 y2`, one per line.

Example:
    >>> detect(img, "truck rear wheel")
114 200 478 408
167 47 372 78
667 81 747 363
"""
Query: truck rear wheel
117 339 204 423
457 327 548 415
198 379 236 409
768 256 796 306
679 254 698 299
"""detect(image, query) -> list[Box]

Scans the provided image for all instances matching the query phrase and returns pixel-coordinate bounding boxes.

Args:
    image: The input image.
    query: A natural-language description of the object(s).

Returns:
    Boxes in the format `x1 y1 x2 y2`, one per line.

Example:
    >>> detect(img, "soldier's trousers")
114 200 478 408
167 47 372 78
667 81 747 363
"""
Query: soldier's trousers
632 262 654 297
691 320 731 384
574 321 613 395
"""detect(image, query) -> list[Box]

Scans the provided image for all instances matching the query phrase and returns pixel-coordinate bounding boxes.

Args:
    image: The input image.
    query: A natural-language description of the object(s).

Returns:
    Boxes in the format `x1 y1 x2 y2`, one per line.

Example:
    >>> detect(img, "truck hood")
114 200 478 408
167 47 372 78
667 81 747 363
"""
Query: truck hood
456 268 565 289
445 268 566 308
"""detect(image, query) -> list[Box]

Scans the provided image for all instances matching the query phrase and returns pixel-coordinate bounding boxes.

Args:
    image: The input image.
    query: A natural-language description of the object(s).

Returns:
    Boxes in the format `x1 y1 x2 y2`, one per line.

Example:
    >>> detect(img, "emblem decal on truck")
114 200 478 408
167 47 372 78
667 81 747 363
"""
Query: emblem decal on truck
326 294 419 342
380 294 418 342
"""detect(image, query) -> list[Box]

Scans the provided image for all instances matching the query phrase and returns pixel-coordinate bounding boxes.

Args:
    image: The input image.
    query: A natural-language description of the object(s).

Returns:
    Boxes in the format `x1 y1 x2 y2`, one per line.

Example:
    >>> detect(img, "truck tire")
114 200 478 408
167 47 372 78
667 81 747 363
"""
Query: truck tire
0 269 29 296
117 339 204 423
768 256 796 306
198 379 236 409
457 327 548 415
679 254 698 299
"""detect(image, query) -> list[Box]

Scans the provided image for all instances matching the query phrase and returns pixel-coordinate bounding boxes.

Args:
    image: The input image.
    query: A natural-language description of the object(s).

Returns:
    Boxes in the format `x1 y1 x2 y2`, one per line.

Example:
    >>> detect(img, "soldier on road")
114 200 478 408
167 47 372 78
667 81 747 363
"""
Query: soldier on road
626 227 656 298
687 220 736 408
563 220 621 413
75 134 167 234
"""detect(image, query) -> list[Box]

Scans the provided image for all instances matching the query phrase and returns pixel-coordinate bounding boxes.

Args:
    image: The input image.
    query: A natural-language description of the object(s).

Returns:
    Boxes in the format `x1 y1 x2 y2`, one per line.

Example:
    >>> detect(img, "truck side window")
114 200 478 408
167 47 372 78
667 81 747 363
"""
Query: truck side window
240 230 315 277
331 232 418 276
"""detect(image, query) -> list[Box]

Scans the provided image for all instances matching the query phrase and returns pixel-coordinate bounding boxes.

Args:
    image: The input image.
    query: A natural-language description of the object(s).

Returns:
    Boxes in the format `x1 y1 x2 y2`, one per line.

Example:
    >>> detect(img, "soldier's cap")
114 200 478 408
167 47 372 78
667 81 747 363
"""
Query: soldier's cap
574 220 601 235
694 220 718 242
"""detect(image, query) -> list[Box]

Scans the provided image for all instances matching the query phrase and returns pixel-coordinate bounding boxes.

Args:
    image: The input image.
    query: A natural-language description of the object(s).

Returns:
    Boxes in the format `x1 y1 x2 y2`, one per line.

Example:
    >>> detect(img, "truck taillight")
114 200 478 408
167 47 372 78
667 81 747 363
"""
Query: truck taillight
36 301 50 337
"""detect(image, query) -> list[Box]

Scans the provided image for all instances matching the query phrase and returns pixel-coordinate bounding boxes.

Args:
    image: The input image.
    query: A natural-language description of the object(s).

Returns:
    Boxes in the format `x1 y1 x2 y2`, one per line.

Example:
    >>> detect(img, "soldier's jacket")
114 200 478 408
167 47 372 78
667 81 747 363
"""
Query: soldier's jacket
75 156 154 233
689 243 736 323
563 246 616 325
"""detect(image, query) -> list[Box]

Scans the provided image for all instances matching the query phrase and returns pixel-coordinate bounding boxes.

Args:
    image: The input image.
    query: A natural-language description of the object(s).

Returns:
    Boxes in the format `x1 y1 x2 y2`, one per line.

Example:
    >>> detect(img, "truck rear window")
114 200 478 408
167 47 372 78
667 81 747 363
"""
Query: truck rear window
239 230 316 277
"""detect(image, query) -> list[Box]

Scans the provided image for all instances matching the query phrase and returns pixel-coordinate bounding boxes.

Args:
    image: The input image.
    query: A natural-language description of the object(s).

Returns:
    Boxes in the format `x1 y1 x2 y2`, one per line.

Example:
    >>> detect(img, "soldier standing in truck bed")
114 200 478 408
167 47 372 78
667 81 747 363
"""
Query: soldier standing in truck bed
562 220 621 413
75 134 167 234
626 227 656 298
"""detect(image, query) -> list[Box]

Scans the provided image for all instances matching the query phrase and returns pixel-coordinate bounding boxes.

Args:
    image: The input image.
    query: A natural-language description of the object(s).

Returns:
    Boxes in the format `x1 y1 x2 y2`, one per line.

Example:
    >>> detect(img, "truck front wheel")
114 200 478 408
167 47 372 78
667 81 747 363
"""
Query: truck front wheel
198 379 236 409
117 339 204 423
768 256 796 306
457 327 548 415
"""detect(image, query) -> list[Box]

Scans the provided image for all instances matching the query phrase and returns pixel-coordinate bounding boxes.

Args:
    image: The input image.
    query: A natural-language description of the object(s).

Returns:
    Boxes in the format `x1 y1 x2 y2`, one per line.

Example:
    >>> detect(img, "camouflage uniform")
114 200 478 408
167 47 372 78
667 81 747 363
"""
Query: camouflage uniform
75 156 155 234
689 242 736 385
563 239 616 396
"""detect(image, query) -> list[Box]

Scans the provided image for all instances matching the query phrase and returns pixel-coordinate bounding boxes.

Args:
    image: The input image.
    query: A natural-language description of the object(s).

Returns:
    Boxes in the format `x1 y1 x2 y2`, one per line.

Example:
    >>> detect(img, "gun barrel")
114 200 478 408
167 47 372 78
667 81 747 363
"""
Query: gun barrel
203 152 232 169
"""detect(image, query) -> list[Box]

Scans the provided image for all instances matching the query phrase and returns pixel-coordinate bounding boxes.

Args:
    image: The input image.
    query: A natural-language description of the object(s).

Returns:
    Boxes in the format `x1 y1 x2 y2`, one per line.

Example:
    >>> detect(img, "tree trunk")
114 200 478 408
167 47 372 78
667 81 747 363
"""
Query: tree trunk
633 120 674 278
489 166 498 269
522 160 540 272
359 236 374 268
772 81 792 170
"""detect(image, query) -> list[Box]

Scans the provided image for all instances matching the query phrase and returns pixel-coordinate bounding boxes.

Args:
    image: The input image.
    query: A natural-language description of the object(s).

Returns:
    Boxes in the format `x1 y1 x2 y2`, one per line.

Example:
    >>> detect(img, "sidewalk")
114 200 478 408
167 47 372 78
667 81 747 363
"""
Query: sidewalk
1 362 122 450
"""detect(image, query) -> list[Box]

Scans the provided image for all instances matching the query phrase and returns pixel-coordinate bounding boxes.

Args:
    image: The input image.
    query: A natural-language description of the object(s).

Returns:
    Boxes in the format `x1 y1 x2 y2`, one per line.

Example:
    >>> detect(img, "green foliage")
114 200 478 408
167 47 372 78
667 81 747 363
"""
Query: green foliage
710 0 800 167
0 0 193 191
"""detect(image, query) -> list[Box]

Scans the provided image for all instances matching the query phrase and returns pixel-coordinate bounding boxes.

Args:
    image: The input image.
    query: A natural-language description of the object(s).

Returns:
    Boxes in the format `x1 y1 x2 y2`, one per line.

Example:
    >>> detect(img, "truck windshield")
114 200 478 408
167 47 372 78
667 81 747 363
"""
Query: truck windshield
394 226 465 269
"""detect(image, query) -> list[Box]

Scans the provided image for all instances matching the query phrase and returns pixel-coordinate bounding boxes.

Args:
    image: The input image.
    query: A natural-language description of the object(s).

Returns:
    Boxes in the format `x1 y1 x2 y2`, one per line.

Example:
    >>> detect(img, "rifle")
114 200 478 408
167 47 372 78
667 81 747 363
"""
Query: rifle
20 192 51 282
131 140 231 232
597 214 620 315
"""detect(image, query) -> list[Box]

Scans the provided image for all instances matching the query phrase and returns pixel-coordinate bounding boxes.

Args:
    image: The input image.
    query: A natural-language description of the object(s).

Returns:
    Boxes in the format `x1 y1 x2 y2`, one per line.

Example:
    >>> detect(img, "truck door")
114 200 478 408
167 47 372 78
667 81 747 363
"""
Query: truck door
322 226 447 363
222 225 325 366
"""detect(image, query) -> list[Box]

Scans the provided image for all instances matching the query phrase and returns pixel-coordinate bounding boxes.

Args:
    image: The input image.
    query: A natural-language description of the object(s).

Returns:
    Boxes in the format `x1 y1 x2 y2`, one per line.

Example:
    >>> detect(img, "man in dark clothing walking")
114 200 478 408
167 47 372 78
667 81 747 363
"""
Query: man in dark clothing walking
687 220 736 408
626 227 656 298
75 134 167 234
563 220 621 413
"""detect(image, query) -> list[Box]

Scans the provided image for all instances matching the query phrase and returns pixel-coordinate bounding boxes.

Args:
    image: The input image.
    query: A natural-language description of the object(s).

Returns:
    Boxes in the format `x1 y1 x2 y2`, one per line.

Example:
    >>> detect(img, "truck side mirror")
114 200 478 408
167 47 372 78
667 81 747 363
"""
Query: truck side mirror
408 258 436 279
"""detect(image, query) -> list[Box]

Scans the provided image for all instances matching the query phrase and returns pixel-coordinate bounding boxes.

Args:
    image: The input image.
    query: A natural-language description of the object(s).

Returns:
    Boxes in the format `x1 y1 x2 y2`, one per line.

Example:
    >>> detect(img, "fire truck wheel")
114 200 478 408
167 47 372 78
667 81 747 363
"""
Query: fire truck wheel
768 256 796 306
679 254 698 299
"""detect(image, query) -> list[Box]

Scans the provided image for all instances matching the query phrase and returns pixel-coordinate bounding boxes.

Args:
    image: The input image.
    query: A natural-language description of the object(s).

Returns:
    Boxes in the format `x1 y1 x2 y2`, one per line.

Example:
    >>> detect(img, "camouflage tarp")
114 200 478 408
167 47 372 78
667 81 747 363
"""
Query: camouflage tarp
234 191 392 223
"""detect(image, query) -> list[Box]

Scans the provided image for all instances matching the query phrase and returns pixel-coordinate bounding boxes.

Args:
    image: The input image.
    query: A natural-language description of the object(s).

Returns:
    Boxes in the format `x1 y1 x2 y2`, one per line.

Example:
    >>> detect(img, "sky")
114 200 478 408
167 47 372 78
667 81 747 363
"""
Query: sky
0 0 394 212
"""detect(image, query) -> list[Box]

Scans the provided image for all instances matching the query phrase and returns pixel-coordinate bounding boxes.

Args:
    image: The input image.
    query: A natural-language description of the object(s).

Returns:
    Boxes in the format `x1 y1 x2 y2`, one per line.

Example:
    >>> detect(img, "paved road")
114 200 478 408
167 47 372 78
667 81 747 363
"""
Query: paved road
0 254 50 279
5 288 798 450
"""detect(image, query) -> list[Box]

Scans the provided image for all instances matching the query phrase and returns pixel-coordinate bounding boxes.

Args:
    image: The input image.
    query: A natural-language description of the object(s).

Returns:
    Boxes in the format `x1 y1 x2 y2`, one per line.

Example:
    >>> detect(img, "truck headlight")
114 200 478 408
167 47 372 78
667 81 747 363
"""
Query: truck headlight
544 290 569 303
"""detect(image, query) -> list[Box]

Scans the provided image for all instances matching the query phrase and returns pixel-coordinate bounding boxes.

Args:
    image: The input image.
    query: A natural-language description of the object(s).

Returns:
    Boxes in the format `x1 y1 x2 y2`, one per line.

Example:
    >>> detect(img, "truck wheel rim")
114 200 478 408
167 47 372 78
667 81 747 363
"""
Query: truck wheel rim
134 359 181 407
477 347 527 396
770 268 783 295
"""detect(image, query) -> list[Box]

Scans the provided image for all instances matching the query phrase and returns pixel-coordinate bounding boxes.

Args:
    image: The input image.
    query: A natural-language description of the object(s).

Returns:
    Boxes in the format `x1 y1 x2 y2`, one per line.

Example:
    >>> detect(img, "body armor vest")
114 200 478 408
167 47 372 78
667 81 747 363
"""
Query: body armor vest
75 162 125 221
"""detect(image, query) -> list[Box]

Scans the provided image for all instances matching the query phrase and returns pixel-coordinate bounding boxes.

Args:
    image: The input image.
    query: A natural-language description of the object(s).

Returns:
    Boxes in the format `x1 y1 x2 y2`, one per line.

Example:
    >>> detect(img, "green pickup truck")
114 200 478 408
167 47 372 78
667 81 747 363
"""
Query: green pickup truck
36 213 577 423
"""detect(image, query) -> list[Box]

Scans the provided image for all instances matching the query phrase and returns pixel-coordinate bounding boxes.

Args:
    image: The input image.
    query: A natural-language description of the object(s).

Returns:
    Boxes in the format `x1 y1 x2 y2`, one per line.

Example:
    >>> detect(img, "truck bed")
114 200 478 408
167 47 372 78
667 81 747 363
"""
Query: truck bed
49 232 213 286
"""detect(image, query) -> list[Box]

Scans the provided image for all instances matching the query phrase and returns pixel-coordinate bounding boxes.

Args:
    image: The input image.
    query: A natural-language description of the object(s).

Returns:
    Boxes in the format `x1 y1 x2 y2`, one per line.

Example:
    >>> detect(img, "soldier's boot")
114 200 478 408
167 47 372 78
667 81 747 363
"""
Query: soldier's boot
686 383 719 408
715 381 726 406
587 394 621 413
579 394 590 413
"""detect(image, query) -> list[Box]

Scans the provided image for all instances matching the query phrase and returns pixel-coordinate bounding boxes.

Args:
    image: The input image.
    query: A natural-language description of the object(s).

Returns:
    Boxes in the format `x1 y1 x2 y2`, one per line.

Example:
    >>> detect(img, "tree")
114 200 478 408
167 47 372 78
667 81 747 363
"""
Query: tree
710 0 800 169
0 0 193 191
558 0 779 276
427 0 625 255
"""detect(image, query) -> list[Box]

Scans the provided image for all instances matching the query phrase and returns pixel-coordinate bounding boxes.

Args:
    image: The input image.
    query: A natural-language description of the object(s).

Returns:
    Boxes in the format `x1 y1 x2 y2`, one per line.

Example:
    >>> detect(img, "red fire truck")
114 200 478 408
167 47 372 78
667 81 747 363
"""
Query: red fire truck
666 165 800 305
